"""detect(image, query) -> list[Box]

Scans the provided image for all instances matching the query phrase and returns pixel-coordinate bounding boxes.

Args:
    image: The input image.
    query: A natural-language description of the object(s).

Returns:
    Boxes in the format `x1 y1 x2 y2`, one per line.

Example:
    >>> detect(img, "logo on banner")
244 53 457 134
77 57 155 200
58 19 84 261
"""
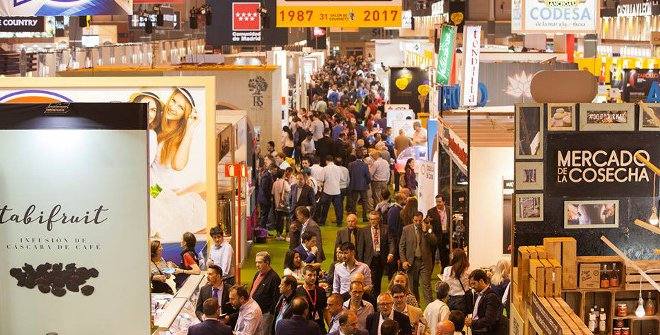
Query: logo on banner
556 149 651 184
249 76 268 109
233 2 261 31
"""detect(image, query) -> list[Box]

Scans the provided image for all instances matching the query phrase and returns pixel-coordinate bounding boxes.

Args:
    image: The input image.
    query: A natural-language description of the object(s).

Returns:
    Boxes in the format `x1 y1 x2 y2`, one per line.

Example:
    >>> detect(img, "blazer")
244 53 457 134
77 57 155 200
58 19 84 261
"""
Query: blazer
335 227 367 262
301 219 326 261
347 159 371 191
426 206 450 240
289 183 315 211
187 319 232 335
365 310 413 335
250 268 281 314
257 171 273 204
294 244 317 264
273 292 296 333
275 315 322 335
464 287 506 335
195 283 236 321
399 224 437 270
362 224 396 266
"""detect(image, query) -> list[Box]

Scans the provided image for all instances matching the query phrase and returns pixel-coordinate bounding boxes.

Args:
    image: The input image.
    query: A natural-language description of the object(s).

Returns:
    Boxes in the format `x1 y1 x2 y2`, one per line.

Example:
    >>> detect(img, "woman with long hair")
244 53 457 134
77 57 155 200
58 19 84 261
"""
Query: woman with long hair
400 197 419 226
388 271 419 307
442 249 470 311
131 92 163 167
158 88 200 171
283 249 304 283
491 258 512 320
150 240 174 294
282 126 295 158
174 232 201 288
403 158 418 193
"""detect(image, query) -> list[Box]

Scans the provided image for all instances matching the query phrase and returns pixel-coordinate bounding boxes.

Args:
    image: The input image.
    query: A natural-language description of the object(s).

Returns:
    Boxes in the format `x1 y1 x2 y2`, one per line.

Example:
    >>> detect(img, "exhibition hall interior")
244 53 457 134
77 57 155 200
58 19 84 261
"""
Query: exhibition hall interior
0 1 659 335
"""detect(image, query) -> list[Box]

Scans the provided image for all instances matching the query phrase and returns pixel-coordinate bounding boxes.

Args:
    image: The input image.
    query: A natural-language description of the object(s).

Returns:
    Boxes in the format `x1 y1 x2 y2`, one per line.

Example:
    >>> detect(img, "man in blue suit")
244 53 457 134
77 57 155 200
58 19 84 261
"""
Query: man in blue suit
346 151 371 221
188 298 232 335
275 296 321 335
289 172 316 221
258 164 277 229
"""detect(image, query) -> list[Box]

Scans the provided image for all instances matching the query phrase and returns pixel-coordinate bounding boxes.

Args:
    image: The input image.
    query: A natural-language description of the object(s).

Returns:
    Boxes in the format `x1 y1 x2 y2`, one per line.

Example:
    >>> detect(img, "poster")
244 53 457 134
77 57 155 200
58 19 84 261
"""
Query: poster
0 0 133 16
206 0 288 46
389 67 430 114
518 0 598 34
462 26 481 107
0 78 214 244
0 103 149 335
621 69 660 103
276 0 402 28
436 25 456 85
417 161 437 213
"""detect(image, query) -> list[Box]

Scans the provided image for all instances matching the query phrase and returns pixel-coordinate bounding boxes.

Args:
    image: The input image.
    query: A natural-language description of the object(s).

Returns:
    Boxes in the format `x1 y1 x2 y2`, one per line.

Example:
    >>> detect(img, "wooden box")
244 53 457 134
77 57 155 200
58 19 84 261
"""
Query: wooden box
549 259 563 297
517 246 531 298
578 263 601 289
541 259 555 297
543 237 577 289
529 259 546 298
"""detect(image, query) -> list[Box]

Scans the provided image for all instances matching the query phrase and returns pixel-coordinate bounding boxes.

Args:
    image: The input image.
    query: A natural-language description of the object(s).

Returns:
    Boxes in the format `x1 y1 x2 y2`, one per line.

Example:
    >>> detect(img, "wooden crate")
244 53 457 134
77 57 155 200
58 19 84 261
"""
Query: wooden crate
550 297 592 335
541 259 555 297
549 259 563 297
518 246 531 299
538 297 575 334
624 259 660 291
530 259 546 298
543 237 577 289
536 245 548 259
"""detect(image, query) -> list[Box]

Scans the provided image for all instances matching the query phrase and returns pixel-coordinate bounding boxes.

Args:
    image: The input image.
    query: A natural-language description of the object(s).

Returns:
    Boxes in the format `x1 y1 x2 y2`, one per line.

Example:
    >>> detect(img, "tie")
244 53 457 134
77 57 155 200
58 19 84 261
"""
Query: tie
212 287 219 299
350 229 356 245
373 227 380 252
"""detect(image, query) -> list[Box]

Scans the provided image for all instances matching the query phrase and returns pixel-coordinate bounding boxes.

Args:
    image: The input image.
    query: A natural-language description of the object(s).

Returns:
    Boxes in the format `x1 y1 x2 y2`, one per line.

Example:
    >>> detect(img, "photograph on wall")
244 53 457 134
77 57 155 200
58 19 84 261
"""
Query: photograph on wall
579 103 635 131
564 200 619 229
621 69 660 102
515 161 544 190
0 85 208 244
547 103 576 131
515 193 543 221
638 101 660 131
515 103 543 159
0 103 149 335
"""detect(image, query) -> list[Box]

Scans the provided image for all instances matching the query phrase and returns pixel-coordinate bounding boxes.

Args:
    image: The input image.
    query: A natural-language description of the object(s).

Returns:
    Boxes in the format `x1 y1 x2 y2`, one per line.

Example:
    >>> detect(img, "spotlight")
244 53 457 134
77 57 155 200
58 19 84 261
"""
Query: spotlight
78 16 88 28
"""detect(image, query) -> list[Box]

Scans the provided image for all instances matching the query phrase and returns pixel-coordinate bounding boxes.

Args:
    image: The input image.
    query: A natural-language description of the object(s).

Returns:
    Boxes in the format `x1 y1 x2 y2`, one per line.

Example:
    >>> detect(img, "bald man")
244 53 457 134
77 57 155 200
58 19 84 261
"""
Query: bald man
334 214 368 262
436 320 455 335
365 293 413 335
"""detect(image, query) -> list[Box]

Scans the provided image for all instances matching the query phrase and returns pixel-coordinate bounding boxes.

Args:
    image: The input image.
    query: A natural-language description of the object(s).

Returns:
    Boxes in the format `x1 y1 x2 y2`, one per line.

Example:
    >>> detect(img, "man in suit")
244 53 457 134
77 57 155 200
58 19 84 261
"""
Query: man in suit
250 251 281 335
346 151 371 221
289 172 316 221
335 214 367 263
295 206 326 262
363 211 395 296
365 292 413 335
275 296 322 335
391 284 427 335
328 310 369 335
195 265 236 323
464 270 506 335
188 298 232 335
273 275 298 332
386 192 407 278
258 164 277 229
294 231 321 265
399 212 437 305
426 195 450 268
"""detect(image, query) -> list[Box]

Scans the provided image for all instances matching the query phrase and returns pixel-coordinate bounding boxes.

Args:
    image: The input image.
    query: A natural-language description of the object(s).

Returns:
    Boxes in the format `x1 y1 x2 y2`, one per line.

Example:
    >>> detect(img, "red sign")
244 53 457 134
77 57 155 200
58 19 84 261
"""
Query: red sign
233 2 261 31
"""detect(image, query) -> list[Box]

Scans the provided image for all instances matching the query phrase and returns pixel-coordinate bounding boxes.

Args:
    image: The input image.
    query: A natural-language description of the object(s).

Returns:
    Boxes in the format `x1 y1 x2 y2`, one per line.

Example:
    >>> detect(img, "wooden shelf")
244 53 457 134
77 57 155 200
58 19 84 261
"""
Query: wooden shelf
612 314 660 321
564 287 623 293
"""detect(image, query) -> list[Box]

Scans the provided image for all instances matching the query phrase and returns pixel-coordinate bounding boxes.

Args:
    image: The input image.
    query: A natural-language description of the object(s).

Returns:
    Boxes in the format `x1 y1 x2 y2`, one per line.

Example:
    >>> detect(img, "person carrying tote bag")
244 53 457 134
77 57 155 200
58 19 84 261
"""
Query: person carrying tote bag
441 249 470 312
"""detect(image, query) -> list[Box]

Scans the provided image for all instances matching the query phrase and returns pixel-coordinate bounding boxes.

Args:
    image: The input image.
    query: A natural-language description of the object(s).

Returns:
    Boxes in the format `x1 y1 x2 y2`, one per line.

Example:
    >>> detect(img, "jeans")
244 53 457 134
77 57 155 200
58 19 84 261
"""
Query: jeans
319 193 343 226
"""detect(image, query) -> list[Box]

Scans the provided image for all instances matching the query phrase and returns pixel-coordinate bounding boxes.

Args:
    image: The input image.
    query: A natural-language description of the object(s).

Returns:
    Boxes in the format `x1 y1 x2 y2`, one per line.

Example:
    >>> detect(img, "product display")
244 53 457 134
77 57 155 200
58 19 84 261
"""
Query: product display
9 262 99 297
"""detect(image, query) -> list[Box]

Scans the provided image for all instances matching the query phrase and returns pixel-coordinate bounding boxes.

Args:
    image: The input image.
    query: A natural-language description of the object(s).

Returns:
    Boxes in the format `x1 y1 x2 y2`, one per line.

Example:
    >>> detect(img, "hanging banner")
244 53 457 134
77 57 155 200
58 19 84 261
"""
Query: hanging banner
276 0 402 27
206 0 288 46
0 103 149 335
417 161 438 214
0 16 44 32
0 0 133 16
436 25 456 85
461 25 481 107
514 0 598 34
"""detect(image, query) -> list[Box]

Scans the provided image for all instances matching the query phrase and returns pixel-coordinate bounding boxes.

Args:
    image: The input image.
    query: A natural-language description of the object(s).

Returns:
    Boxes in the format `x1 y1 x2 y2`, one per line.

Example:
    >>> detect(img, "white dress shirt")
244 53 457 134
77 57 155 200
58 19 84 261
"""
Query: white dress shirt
333 261 372 294
424 299 450 335
370 158 390 182
413 127 428 144
310 164 325 185
235 298 262 335
311 119 325 140
209 240 233 278
322 162 342 195
338 165 350 190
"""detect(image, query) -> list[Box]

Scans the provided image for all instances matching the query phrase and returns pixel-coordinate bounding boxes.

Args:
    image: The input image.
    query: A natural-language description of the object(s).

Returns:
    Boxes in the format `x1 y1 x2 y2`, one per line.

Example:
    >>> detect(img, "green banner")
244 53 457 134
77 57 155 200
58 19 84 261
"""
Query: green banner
436 25 457 85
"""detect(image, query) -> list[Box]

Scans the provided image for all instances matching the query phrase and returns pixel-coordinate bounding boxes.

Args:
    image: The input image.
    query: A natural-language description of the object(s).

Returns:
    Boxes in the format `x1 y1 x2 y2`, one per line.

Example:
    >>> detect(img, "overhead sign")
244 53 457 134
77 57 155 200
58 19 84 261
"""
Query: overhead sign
461 25 481 107
436 25 456 85
513 0 598 34
432 0 445 16
0 0 133 16
276 0 402 28
0 103 149 335
0 16 44 32
616 1 660 17
130 9 179 30
401 10 412 29
206 0 288 46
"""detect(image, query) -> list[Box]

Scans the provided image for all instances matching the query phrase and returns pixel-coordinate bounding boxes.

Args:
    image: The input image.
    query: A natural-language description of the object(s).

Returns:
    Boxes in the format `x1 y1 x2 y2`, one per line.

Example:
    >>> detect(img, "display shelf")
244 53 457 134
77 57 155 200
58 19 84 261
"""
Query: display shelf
564 287 625 293
612 314 660 321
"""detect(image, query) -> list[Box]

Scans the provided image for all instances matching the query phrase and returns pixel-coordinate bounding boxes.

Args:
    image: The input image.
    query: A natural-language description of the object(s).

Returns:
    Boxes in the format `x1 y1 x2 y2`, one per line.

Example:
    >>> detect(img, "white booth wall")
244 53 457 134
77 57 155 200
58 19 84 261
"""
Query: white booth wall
468 147 514 268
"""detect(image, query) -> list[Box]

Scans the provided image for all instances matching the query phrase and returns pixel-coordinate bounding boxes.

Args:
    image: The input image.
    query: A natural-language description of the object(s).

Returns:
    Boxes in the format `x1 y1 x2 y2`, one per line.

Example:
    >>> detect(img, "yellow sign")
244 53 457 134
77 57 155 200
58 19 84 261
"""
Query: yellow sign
276 1 402 28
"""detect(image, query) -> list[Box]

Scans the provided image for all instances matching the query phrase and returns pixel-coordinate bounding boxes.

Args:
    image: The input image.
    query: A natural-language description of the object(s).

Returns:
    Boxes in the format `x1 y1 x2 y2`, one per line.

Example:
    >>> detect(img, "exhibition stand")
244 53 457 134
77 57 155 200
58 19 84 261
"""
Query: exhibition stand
512 100 660 335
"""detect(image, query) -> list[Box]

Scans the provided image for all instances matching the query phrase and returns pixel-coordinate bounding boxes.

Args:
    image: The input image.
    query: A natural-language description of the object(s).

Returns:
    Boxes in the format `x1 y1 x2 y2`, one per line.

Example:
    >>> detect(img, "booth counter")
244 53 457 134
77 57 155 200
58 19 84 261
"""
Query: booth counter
152 274 207 335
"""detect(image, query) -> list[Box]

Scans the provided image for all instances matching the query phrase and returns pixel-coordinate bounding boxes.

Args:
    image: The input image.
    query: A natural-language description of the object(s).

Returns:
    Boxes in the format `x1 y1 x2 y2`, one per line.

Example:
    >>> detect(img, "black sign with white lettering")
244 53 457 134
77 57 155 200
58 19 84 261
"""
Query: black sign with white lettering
205 0 288 46
545 132 660 197
0 17 44 32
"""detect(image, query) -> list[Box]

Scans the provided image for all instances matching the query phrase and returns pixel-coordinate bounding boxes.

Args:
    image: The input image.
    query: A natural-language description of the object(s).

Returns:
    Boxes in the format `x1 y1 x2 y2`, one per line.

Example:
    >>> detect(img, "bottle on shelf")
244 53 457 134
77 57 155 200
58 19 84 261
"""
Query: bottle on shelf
609 263 619 287
598 307 607 333
594 305 600 319
588 308 597 332
645 291 657 316
600 264 610 288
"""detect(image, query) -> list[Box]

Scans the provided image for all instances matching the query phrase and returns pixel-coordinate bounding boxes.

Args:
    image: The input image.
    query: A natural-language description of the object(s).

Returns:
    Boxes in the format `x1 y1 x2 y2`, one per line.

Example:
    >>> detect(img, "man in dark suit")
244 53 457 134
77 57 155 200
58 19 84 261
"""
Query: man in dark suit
275 296 322 335
273 275 298 332
362 211 395 296
294 231 321 265
295 206 325 261
426 194 451 268
464 269 506 335
258 164 277 229
289 172 316 221
386 192 407 278
250 251 281 335
188 298 232 335
195 265 236 323
399 212 437 305
346 151 371 221
328 310 369 335
365 293 413 335
334 213 367 263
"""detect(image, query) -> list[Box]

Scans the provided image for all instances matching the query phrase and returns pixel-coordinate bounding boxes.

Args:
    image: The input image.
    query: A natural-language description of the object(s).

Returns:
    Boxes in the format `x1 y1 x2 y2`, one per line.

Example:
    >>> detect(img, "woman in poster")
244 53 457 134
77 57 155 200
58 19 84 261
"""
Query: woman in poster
150 88 207 242
130 91 163 166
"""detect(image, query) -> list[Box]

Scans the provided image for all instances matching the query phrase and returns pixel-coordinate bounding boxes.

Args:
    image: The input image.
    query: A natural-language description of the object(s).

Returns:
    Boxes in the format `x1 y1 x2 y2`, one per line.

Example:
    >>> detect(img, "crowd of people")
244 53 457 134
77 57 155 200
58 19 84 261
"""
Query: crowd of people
151 55 512 335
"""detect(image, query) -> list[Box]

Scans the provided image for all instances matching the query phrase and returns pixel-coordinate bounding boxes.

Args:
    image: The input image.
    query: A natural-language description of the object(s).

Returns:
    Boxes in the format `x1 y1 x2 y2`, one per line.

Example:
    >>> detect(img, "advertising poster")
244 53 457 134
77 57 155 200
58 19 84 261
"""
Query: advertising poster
520 0 598 34
0 0 133 16
0 103 150 335
206 0 288 46
389 67 430 114
0 16 56 38
276 0 402 28
436 25 456 85
0 79 213 245
462 25 481 107
621 68 660 103
417 161 438 213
